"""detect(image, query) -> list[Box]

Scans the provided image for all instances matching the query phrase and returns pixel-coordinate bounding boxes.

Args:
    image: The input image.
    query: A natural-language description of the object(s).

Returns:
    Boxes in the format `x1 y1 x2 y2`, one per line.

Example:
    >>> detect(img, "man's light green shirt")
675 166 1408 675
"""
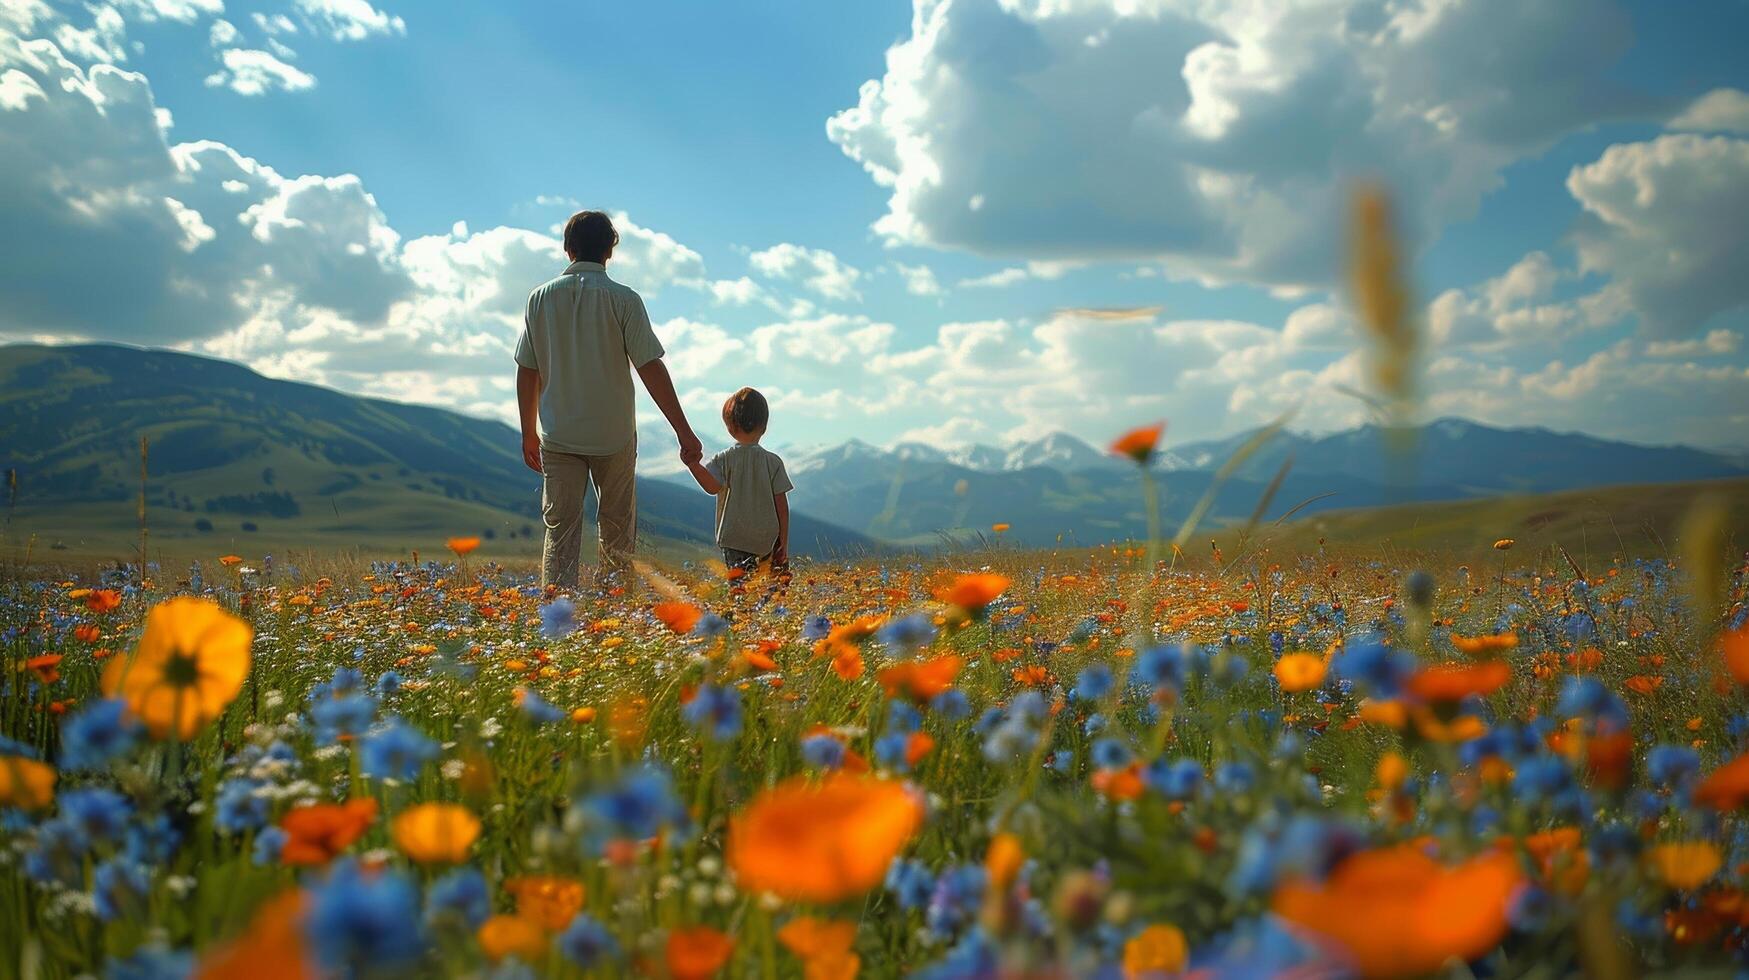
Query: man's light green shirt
514 261 664 456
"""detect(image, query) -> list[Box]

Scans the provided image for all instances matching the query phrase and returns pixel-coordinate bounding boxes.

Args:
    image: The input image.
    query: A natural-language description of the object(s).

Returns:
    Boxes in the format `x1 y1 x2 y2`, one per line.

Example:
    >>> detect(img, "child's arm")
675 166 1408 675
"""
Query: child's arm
772 491 789 565
686 459 721 495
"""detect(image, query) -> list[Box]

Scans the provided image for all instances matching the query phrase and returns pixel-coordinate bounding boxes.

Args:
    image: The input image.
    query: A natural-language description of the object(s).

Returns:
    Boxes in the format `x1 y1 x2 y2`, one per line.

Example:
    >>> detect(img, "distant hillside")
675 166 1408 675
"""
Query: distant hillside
0 344 877 559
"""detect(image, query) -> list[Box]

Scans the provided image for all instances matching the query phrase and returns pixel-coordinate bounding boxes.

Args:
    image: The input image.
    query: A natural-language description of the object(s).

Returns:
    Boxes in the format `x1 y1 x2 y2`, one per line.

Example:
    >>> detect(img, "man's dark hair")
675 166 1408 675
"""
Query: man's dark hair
563 210 619 263
722 387 769 435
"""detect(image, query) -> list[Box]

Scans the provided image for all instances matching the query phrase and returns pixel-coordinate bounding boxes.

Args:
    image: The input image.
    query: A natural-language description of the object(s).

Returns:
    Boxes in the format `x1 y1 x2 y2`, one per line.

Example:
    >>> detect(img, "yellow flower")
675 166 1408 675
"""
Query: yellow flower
1649 841 1721 890
1273 653 1327 693
0 755 55 811
391 803 480 864
1123 923 1188 977
478 914 546 962
102 597 252 739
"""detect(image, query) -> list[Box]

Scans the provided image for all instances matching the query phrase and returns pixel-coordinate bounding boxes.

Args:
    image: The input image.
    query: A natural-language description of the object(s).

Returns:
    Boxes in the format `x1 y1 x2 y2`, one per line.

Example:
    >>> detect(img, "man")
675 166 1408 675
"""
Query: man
514 210 703 589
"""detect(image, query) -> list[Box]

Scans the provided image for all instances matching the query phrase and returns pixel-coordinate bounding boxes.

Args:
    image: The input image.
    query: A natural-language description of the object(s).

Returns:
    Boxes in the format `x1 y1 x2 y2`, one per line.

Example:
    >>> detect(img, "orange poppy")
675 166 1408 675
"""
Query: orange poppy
986 833 1025 891
101 597 252 740
505 875 587 930
194 890 311 980
478 914 547 962
1650 842 1722 891
1092 763 1145 801
1012 664 1050 687
86 589 122 613
1517 827 1589 895
728 774 923 902
280 798 379 866
653 601 704 635
0 755 56 811
25 654 62 684
832 647 864 681
1451 633 1517 657
1122 924 1188 977
1493 538 1514 550
777 916 857 970
1110 422 1166 464
447 537 481 557
218 555 244 567
1406 660 1511 703
391 803 480 864
1695 753 1749 810
1723 628 1749 686
904 731 935 768
991 523 1011 533
1625 674 1664 695
1274 653 1327 693
936 573 1010 612
667 926 735 980
1273 846 1520 978
876 655 961 702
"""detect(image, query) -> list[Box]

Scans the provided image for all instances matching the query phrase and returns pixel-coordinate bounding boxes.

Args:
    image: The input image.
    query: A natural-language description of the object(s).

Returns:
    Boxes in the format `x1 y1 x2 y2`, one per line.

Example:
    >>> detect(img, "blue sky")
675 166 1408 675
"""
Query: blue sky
2 0 1746 457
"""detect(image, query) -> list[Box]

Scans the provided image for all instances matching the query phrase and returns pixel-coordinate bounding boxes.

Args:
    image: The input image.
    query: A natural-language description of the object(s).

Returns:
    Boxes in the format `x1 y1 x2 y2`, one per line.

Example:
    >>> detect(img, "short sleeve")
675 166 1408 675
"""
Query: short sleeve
704 449 730 488
513 291 540 369
769 454 793 495
620 290 665 367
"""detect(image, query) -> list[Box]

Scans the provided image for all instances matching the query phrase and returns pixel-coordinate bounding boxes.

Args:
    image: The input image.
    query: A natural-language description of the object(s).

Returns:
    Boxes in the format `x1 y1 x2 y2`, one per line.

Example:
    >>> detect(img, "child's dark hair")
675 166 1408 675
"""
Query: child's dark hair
562 211 618 263
722 387 769 435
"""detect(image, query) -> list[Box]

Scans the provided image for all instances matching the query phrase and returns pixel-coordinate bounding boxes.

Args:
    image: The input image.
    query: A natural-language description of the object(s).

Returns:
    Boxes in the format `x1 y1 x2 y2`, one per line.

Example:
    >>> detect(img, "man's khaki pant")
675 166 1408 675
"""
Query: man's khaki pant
540 438 636 589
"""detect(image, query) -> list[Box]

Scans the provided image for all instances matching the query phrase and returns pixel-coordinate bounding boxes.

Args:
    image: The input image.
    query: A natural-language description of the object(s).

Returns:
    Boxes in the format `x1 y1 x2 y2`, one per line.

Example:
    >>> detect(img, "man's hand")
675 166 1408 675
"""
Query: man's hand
678 430 703 467
521 431 542 473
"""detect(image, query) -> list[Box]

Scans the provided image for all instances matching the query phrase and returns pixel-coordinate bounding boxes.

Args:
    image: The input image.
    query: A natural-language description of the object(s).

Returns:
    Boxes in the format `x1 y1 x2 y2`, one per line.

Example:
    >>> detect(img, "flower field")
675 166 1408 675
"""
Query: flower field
4 528 1749 978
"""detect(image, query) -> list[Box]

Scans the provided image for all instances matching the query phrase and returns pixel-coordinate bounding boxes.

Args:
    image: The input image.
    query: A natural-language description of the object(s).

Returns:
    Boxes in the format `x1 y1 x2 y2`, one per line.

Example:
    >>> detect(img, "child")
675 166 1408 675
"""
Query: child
685 387 792 575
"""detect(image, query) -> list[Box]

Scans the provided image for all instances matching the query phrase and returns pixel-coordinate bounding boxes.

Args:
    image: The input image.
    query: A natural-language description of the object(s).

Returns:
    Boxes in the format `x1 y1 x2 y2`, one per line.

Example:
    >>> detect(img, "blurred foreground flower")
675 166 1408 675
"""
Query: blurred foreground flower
1110 423 1165 465
391 803 480 864
729 774 923 902
101 597 251 740
447 537 481 557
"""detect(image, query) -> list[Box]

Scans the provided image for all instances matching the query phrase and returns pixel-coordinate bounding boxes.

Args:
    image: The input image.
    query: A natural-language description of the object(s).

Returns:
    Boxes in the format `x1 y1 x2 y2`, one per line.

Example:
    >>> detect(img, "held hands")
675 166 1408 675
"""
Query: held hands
678 430 704 467
521 431 542 473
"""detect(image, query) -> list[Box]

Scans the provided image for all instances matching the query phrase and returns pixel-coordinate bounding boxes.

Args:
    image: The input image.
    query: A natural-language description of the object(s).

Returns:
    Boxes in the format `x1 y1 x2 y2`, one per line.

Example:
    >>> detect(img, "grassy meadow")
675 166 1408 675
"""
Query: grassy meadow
3 430 1749 978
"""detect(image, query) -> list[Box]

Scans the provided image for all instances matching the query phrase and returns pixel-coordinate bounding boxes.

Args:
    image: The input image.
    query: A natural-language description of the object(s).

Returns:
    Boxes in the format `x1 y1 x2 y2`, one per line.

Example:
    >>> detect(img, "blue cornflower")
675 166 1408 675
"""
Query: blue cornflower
215 778 269 835
801 616 832 642
1091 738 1131 770
517 688 566 725
60 788 132 844
93 859 150 921
886 858 935 910
1555 676 1629 730
124 814 180 865
929 689 970 719
982 717 1039 764
578 766 689 849
877 614 937 651
1332 637 1417 697
1513 756 1576 803
311 692 377 745
887 701 923 734
1146 758 1204 800
874 733 912 772
1647 744 1701 789
1073 664 1114 702
1008 691 1047 721
426 867 490 929
1215 761 1256 794
253 826 287 866
360 718 440 781
915 928 997 980
304 860 425 972
540 597 579 639
690 612 730 638
681 684 742 740
558 913 620 969
1130 645 1185 691
58 699 140 771
801 734 847 770
26 818 86 887
1083 713 1107 736
926 865 989 937
375 671 403 696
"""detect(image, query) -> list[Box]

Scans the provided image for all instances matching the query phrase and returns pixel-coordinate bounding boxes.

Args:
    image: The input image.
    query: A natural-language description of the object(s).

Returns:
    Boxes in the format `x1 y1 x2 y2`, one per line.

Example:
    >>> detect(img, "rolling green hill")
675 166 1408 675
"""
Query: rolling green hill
0 343 876 563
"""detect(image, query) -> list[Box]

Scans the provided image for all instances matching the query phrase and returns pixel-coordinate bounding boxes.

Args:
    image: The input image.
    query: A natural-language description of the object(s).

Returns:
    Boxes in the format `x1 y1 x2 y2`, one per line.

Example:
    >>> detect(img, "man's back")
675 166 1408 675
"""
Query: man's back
514 260 665 457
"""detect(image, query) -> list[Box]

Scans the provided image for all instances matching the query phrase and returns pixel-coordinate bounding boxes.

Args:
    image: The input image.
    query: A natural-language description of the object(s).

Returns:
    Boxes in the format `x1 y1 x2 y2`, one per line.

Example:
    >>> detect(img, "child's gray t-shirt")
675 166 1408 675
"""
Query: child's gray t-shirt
704 443 793 555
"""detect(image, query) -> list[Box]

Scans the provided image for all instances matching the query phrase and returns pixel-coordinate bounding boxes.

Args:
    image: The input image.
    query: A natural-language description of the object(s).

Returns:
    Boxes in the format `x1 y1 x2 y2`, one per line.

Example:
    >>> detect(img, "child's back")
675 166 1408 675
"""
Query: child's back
704 442 791 562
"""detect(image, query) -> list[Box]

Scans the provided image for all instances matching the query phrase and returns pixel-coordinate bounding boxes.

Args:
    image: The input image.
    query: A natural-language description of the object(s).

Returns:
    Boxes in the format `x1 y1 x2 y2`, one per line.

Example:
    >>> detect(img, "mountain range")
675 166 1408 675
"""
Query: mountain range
3 343 1744 555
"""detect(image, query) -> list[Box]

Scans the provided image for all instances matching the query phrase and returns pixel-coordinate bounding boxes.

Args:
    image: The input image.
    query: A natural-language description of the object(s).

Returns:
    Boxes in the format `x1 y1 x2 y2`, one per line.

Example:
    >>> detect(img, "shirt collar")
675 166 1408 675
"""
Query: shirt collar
563 260 607 275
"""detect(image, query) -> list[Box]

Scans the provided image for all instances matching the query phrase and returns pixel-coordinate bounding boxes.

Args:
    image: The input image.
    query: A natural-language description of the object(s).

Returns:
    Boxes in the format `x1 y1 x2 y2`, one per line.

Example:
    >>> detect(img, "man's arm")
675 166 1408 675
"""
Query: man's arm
633 358 703 464
773 492 789 565
516 365 543 473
